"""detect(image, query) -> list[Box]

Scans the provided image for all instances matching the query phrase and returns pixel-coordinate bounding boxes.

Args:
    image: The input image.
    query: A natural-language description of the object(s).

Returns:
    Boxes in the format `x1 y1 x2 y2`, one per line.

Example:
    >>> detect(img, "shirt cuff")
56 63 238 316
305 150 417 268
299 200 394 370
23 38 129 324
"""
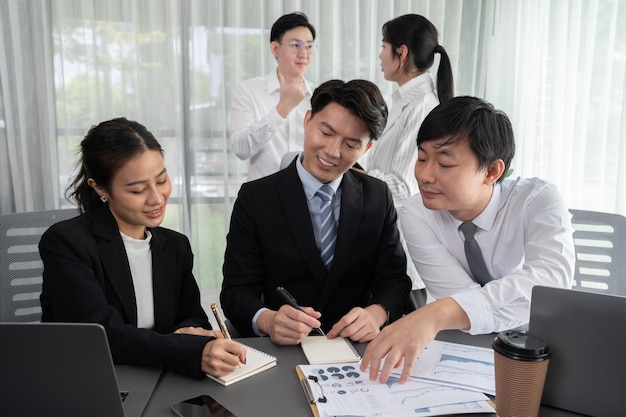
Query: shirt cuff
450 290 492 335
268 106 287 124
252 307 269 336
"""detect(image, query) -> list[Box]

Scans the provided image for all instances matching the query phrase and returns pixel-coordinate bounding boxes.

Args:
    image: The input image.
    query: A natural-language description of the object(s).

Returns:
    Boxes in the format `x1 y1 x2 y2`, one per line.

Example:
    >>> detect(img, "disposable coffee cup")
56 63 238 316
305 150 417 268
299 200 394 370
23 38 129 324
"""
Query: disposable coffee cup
492 330 551 417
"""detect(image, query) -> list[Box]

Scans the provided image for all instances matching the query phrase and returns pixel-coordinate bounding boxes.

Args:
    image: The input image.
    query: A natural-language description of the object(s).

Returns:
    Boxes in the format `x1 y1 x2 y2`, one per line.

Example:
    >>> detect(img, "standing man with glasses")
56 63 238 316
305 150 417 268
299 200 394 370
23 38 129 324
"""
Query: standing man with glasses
230 12 318 182
221 79 411 346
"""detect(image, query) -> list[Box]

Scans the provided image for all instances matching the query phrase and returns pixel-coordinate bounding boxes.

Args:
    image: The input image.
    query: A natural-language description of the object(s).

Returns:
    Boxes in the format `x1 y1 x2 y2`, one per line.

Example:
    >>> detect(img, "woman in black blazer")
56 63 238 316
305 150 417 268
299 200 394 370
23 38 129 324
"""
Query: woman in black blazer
39 117 245 379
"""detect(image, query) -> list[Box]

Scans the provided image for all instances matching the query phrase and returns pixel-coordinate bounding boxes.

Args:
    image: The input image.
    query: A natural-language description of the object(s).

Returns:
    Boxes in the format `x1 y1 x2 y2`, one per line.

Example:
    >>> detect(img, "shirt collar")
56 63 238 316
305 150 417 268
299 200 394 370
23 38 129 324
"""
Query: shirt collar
391 72 430 102
295 154 342 200
447 182 501 232
267 69 280 94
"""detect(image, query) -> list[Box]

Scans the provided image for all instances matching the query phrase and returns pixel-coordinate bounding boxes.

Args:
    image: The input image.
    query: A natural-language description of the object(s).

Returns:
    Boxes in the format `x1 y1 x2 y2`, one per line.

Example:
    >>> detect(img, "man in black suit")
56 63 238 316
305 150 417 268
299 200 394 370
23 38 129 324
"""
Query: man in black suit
221 79 411 345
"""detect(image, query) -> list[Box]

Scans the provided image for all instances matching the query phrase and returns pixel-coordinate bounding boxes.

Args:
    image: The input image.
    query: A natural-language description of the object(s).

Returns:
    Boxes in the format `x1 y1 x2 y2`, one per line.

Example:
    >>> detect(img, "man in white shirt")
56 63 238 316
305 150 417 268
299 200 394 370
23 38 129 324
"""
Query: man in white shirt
230 12 317 182
361 96 575 384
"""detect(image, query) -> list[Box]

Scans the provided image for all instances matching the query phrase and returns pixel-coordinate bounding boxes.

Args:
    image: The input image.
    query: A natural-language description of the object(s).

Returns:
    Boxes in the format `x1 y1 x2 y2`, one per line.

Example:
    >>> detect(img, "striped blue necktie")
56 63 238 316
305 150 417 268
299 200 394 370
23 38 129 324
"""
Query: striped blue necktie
316 184 337 270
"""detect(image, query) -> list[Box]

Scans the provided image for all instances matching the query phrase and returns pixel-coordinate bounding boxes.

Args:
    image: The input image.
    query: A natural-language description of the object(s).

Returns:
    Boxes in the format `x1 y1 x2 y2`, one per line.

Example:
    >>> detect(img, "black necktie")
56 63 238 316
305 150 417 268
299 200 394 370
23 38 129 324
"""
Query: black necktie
459 222 492 286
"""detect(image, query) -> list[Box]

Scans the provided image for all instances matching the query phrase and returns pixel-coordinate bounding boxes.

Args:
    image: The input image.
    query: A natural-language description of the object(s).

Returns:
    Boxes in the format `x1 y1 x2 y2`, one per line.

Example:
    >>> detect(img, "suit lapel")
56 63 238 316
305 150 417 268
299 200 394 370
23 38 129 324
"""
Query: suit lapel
318 171 363 311
278 164 328 283
91 206 138 325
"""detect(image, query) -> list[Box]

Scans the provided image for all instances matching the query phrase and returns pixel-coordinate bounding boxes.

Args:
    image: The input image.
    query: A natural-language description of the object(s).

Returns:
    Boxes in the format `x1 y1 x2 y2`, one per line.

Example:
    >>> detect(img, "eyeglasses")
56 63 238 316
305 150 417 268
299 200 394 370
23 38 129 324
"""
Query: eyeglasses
280 39 318 54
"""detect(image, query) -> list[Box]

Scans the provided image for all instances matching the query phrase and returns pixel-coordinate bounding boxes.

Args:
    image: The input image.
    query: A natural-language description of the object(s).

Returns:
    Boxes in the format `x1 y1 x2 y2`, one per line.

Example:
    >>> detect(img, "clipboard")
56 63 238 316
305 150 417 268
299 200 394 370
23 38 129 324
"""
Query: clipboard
296 363 495 417
296 362 496 416
295 366 322 417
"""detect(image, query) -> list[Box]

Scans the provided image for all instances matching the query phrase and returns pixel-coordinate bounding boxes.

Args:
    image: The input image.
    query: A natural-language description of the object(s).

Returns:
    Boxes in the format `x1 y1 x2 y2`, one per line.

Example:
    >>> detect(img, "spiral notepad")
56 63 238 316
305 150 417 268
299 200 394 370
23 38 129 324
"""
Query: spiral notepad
206 343 277 386
300 336 361 364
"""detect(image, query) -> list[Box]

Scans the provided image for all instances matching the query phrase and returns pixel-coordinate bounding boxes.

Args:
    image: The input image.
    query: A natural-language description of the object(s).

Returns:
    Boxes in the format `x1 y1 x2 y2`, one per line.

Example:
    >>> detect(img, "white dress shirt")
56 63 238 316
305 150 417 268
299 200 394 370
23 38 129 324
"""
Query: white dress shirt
366 73 438 290
399 177 576 334
367 73 439 207
230 69 314 182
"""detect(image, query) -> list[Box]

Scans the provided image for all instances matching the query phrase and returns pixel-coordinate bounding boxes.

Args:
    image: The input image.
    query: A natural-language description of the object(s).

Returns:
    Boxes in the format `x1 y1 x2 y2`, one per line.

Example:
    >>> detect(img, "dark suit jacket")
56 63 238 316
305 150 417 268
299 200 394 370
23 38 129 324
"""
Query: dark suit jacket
221 160 411 336
39 205 213 379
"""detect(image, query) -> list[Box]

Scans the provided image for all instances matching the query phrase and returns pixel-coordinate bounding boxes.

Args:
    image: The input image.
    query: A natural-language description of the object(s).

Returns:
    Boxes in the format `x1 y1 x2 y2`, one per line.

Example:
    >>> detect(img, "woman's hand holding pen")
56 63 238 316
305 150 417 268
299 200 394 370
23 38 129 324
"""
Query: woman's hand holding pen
175 318 247 377
257 304 322 346
201 339 247 378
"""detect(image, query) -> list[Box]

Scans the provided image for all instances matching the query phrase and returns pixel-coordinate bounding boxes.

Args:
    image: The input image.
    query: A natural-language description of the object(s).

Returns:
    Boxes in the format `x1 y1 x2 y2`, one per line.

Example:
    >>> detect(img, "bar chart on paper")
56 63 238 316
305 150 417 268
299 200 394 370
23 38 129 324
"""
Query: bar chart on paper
391 340 495 395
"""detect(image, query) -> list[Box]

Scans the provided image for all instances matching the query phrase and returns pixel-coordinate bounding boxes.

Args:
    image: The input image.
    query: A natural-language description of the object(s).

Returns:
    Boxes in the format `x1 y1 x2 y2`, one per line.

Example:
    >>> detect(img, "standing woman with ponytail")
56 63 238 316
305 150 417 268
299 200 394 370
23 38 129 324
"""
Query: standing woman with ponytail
367 14 454 207
39 117 245 379
365 14 454 291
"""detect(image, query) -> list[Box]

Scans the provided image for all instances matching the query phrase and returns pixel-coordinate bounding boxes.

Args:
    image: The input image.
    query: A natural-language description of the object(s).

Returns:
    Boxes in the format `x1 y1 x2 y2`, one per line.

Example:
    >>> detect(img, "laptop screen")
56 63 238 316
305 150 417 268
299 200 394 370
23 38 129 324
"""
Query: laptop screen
529 286 626 416
0 322 151 417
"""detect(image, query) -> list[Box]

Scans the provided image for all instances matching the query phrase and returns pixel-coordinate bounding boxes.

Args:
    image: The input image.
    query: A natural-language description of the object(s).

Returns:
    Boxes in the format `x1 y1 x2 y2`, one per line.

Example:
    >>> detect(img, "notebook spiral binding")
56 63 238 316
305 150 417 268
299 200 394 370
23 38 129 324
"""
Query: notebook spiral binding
345 338 361 359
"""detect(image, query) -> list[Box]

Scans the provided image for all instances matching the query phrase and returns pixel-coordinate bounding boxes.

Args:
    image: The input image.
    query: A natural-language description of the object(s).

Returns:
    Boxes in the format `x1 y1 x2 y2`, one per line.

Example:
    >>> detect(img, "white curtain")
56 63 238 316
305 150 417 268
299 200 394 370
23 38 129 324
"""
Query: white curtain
0 0 58 214
484 0 626 214
1 0 625 306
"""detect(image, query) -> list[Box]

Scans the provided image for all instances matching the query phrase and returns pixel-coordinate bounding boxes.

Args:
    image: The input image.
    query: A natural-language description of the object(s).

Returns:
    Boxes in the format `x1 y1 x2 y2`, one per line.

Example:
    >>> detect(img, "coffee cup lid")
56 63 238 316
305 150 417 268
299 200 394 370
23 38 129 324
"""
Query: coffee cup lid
492 330 551 361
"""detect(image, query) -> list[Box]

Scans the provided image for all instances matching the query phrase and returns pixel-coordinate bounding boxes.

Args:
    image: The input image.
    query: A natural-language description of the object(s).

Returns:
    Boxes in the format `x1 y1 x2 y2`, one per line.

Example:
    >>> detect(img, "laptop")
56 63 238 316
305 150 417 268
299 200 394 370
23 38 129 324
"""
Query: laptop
0 322 158 417
529 286 626 416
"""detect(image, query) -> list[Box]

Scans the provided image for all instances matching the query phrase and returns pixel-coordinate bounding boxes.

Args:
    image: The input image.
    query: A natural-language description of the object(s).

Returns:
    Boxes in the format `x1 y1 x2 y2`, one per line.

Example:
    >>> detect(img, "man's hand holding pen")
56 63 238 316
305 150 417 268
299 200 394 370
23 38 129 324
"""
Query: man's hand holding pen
257 304 324 345
251 286 325 345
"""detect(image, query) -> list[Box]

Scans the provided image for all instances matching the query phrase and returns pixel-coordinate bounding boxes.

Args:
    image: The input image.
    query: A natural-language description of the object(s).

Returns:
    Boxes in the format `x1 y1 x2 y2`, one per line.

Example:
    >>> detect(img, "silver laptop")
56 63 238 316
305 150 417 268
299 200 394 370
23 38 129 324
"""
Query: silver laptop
529 286 626 416
0 322 158 417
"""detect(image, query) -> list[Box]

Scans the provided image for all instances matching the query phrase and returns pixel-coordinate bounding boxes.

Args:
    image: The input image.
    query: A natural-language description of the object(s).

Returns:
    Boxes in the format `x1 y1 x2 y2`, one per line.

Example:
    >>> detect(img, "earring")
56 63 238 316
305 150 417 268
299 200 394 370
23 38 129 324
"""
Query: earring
100 195 108 203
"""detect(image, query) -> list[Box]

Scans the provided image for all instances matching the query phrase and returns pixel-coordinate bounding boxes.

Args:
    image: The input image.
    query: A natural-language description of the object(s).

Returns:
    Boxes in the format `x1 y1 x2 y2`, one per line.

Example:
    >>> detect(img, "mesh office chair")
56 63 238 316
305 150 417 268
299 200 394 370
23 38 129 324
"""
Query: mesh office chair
569 209 626 297
0 209 78 322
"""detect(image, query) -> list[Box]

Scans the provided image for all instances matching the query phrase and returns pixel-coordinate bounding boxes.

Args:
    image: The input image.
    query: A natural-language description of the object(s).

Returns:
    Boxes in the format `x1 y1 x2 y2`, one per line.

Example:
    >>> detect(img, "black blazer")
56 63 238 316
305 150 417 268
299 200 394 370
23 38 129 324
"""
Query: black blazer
39 205 213 378
221 160 411 336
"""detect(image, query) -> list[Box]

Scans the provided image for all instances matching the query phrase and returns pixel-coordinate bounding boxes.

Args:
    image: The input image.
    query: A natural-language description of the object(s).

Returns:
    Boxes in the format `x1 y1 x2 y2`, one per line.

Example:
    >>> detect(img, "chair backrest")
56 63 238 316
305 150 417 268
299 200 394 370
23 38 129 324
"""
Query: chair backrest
569 209 626 297
0 209 78 322
280 151 300 170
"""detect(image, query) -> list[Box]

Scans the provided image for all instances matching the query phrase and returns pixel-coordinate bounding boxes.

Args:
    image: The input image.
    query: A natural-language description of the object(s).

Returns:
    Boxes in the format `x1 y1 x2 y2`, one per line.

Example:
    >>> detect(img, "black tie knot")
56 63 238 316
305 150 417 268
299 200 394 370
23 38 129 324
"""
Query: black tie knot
459 222 477 239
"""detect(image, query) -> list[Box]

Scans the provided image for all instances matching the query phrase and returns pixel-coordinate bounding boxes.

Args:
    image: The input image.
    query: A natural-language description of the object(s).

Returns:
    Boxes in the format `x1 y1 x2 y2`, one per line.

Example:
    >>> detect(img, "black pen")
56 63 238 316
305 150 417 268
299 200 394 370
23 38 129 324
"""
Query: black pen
276 286 325 336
